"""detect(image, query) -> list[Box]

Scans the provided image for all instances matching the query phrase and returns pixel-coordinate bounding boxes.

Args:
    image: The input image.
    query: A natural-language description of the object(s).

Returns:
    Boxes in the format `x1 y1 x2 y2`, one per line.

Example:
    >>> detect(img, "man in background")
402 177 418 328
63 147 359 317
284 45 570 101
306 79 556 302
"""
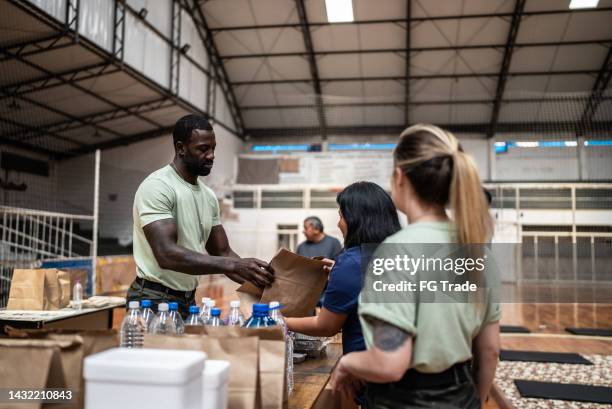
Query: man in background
297 216 342 260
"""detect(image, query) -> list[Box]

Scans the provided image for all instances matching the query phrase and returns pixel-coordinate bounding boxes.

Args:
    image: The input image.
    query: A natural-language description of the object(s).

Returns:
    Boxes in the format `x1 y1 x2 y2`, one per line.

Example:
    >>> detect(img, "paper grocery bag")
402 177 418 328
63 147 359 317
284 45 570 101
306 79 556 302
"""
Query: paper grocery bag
57 270 71 309
238 248 328 317
6 269 45 310
47 331 119 409
255 330 287 409
0 337 76 409
3 327 119 409
203 326 287 409
6 269 68 310
145 333 259 409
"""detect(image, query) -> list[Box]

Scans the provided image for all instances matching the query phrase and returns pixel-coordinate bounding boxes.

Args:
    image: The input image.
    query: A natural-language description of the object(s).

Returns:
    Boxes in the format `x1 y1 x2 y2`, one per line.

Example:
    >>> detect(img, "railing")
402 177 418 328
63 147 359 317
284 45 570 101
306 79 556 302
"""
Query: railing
519 231 612 283
0 206 95 308
227 183 612 284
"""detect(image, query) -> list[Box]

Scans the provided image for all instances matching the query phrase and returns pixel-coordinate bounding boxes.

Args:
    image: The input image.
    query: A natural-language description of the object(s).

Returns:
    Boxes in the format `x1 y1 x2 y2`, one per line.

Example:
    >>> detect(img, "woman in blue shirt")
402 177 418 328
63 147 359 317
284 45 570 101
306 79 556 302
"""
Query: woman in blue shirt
286 181 401 377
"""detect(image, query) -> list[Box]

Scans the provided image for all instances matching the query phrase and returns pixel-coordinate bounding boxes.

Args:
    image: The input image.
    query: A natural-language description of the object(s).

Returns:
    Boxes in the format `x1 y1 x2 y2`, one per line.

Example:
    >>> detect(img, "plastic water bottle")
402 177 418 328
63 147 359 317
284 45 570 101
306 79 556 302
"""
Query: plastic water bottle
151 303 178 335
226 300 245 326
120 301 147 348
72 280 83 310
270 301 294 394
200 299 215 322
168 302 185 334
186 305 203 326
205 308 225 327
243 303 276 328
200 297 211 314
140 299 155 331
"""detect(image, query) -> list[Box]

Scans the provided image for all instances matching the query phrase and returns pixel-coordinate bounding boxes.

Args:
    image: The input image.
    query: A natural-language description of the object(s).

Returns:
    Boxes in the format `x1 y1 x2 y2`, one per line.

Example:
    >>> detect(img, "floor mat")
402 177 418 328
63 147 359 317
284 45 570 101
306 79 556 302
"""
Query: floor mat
566 327 612 337
500 325 530 333
501 350 592 365
515 379 612 404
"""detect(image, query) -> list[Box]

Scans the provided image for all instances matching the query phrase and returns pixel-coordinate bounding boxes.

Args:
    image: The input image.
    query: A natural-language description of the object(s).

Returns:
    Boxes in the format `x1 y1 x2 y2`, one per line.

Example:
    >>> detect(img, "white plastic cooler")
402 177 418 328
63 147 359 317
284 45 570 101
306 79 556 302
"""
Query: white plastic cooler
84 348 206 409
202 360 231 409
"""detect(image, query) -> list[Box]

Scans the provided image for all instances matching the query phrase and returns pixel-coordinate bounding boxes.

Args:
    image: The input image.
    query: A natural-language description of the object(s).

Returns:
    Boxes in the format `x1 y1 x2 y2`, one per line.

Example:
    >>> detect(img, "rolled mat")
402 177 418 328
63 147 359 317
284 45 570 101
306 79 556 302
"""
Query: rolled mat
500 350 592 365
514 380 612 404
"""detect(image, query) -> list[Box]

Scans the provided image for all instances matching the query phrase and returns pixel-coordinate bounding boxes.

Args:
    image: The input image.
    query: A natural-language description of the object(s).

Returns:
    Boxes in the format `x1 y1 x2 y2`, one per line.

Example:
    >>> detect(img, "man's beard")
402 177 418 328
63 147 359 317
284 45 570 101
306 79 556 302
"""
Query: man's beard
184 158 213 176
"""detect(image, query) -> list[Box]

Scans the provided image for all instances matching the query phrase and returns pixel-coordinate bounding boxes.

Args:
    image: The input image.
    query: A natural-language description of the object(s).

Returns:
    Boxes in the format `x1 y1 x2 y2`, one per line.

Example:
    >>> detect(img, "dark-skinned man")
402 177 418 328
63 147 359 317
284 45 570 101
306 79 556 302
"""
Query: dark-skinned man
127 114 274 318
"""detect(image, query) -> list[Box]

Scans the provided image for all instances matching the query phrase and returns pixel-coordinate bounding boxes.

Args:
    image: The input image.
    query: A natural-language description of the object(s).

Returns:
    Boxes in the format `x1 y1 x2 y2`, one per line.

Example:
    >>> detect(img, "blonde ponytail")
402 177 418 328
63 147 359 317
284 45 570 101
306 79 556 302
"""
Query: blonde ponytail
450 150 492 244
394 123 493 244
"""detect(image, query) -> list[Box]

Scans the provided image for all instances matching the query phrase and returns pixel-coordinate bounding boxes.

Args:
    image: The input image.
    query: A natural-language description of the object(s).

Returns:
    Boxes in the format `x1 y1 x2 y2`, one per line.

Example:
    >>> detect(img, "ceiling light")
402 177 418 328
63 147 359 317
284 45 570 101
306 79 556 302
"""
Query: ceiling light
325 0 354 23
569 0 599 9
515 141 539 148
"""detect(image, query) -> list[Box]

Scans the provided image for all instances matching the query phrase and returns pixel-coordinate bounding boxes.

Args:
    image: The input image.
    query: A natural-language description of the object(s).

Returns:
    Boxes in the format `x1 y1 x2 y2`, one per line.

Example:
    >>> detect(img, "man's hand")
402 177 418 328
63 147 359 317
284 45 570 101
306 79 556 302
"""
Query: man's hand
230 258 275 288
224 271 246 285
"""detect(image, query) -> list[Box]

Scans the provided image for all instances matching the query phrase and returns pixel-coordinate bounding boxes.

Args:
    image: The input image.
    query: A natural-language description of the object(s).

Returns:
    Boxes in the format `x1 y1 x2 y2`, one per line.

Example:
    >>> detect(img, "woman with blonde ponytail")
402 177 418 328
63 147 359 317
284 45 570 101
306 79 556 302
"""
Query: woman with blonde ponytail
330 124 500 408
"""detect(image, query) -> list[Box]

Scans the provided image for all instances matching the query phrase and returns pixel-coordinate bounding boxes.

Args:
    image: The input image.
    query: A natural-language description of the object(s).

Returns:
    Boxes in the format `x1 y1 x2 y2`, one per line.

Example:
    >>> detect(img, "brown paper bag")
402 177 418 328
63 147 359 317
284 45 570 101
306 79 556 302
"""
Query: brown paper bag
256 332 287 409
238 248 328 317
6 269 69 310
58 271 71 309
48 331 119 409
145 333 260 409
0 336 78 409
202 326 287 409
2 328 119 409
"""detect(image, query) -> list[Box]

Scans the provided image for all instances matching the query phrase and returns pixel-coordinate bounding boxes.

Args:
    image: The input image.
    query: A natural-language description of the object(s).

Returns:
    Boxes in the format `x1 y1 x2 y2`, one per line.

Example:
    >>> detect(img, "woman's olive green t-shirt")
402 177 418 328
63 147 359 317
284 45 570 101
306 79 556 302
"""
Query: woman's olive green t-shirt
358 221 501 374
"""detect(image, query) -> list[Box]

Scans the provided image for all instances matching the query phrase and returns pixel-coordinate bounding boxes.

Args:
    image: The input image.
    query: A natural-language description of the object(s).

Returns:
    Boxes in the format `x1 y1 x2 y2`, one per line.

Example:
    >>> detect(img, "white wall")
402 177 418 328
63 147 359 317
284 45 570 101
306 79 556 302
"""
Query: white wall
583 145 612 180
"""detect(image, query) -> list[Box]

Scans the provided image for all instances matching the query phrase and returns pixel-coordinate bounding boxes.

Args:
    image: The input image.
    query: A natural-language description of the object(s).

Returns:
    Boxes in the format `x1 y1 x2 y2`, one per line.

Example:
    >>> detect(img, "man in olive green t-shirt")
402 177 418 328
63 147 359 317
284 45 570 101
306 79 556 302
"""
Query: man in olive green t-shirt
127 114 274 318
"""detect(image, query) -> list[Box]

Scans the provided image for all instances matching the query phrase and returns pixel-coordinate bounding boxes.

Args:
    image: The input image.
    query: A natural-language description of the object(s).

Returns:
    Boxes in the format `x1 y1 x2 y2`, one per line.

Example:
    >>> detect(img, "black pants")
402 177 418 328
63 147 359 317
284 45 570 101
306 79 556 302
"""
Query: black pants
126 277 195 320
364 365 481 409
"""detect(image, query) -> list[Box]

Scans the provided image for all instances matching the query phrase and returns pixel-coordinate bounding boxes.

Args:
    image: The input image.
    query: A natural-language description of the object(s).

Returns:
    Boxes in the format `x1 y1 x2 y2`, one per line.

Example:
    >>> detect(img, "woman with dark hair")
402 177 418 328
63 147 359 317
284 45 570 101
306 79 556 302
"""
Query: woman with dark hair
286 181 400 379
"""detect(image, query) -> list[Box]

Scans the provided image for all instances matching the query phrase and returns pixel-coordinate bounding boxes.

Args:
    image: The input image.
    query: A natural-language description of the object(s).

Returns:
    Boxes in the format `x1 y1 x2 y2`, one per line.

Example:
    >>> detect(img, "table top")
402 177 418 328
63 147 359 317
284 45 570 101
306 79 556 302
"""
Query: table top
0 301 125 324
289 343 343 409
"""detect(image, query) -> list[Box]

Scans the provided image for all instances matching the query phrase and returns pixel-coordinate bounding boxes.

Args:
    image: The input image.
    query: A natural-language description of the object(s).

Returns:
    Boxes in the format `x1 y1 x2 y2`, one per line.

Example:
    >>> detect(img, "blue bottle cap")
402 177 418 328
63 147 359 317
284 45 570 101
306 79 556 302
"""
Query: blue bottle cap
211 307 221 317
168 302 179 311
189 305 200 314
141 300 152 308
253 303 270 314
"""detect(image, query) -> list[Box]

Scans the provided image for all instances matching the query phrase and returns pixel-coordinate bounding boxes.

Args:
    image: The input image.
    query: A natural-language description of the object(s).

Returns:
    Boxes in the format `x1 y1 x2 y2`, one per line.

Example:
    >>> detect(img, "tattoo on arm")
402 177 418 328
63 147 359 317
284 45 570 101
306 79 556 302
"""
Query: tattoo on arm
371 318 411 352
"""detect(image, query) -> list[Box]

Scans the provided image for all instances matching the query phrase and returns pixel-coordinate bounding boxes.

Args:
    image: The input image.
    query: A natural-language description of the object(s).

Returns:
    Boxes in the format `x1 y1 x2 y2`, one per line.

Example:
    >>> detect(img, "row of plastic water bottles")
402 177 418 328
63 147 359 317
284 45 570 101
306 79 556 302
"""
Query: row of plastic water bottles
119 298 293 394
120 299 244 346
